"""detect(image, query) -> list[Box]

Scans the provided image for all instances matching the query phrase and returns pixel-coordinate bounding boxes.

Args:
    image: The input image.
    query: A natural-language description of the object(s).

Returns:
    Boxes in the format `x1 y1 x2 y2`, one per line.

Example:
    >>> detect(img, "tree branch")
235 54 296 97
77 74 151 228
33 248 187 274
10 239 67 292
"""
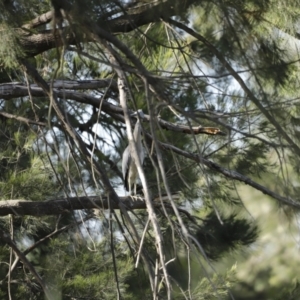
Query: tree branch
0 197 136 216
22 11 53 29
0 81 224 136
158 141 300 208
0 111 46 126
1 148 299 218
0 79 117 99
15 0 197 56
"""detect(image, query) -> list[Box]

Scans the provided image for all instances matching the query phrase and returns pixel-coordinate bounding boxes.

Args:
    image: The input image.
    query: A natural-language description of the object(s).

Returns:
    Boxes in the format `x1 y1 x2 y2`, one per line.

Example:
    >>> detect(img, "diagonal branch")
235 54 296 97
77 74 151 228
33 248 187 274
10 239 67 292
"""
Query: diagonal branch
98 35 171 296
158 140 300 208
102 0 195 33
22 10 53 29
168 18 300 156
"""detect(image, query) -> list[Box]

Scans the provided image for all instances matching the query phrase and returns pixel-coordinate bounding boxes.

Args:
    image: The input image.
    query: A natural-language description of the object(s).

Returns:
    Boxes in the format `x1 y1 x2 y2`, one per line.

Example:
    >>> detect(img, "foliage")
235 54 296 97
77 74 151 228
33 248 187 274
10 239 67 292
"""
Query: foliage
0 0 300 299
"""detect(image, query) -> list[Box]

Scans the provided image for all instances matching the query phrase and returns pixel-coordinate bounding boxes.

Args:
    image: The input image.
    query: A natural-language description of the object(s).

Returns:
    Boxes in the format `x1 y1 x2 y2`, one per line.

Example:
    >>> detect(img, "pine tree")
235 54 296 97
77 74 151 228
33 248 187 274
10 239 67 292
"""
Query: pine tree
0 0 300 299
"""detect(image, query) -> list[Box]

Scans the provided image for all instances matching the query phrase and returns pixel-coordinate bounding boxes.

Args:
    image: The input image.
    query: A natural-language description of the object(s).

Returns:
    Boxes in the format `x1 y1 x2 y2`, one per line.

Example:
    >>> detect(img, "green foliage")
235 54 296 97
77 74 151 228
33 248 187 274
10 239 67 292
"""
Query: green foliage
0 125 56 200
1 0 300 299
191 264 237 300
59 244 134 299
234 141 270 176
194 212 258 260
0 24 23 69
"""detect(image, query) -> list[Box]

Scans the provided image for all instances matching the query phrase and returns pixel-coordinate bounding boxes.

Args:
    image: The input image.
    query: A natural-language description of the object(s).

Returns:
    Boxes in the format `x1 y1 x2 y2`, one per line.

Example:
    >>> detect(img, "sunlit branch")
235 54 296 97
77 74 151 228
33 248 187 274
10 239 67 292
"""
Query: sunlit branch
22 10 53 29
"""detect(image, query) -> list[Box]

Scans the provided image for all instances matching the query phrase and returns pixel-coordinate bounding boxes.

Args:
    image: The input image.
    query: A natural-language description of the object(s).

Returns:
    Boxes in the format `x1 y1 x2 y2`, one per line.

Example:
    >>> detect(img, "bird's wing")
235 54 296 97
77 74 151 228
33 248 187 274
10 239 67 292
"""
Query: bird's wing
122 146 132 191
141 146 146 165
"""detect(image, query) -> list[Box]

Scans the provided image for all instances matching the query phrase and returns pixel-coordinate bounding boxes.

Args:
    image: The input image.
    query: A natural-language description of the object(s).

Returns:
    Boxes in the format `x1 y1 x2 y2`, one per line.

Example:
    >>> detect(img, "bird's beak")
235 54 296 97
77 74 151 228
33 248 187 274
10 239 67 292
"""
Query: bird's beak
130 109 145 119
130 112 138 117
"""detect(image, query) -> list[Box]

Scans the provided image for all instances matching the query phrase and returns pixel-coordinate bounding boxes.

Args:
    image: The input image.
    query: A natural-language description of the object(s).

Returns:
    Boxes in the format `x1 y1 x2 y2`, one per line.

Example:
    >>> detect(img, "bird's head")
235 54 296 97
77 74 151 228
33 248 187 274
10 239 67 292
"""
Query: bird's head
130 109 145 120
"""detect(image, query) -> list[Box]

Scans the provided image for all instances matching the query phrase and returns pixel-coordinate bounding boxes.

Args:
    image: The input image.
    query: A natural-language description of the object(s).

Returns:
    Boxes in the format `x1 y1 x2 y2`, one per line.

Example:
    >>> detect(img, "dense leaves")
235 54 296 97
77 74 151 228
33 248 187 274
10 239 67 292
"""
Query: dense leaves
0 0 300 299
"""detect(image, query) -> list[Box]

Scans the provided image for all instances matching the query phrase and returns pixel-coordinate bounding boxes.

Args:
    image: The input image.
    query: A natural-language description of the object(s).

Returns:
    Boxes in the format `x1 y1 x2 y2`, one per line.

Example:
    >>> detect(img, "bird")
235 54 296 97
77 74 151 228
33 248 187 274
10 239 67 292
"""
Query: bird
122 110 145 195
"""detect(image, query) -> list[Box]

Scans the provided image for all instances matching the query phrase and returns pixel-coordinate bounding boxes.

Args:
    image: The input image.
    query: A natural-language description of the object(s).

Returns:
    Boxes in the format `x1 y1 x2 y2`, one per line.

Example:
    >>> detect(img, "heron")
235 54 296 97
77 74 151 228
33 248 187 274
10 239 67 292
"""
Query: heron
122 110 145 195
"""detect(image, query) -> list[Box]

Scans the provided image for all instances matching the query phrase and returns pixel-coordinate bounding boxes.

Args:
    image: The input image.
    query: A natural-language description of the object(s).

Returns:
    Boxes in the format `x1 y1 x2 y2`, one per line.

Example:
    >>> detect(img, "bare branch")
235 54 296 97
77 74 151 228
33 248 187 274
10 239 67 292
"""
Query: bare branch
0 196 146 216
104 36 169 293
0 79 117 99
2 148 299 216
158 141 300 208
0 81 224 135
154 116 226 135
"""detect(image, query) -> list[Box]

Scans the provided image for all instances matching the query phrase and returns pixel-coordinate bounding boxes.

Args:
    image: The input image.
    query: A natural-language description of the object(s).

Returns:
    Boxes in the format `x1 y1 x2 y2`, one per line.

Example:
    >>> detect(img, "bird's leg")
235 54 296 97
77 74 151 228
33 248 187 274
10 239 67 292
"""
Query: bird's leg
129 183 141 201
129 183 132 196
128 179 136 201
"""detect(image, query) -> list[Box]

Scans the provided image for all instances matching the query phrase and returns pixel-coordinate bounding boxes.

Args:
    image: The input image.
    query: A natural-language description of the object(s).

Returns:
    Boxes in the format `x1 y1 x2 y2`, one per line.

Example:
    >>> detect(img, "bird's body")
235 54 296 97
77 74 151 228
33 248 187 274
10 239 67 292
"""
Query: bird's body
122 112 145 195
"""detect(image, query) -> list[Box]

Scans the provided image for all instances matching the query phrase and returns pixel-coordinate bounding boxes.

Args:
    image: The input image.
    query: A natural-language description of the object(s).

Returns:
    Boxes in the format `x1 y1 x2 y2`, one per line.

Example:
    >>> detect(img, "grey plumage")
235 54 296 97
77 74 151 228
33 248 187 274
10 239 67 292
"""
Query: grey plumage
122 110 145 194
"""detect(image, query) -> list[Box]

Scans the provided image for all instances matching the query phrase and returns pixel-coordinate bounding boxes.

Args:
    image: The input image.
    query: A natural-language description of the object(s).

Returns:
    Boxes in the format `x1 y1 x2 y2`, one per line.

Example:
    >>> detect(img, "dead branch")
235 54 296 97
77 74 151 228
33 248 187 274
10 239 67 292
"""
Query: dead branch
0 196 146 216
